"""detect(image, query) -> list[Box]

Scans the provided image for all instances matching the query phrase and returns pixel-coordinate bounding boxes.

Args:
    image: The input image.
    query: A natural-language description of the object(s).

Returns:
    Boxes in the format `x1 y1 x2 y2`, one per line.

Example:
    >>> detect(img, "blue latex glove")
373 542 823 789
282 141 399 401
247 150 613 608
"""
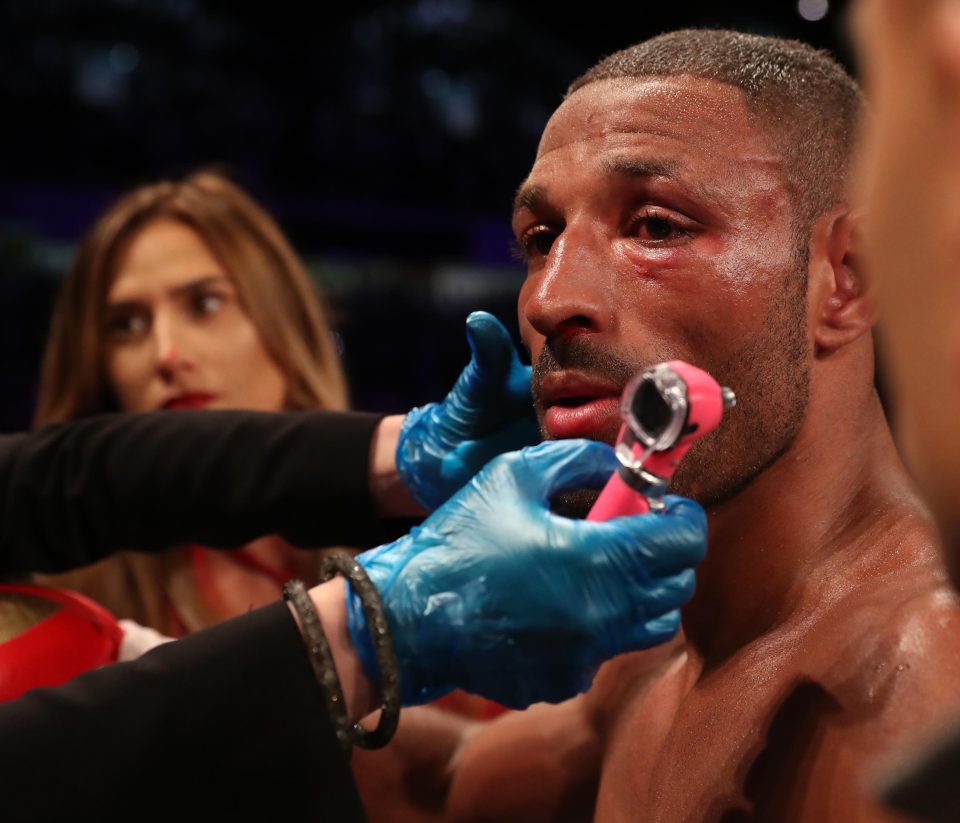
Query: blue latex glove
396 311 539 511
347 439 707 708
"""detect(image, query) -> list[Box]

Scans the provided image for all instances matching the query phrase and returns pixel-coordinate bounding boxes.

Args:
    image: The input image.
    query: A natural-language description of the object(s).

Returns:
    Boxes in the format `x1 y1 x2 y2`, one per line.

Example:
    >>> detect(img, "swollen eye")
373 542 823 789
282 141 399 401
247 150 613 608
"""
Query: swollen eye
645 216 674 240
632 378 672 440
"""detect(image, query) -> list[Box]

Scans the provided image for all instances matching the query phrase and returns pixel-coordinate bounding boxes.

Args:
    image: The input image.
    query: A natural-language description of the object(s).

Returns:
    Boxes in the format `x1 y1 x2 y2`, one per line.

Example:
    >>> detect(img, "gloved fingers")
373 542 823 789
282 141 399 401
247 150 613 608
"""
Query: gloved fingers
444 416 541 485
491 413 540 453
357 522 426 563
473 659 596 709
510 439 618 502
463 311 527 384
443 313 531 422
517 669 596 707
639 568 697 613
630 609 682 651
566 569 693 645
604 498 707 578
661 494 709 526
354 531 428 597
506 363 535 405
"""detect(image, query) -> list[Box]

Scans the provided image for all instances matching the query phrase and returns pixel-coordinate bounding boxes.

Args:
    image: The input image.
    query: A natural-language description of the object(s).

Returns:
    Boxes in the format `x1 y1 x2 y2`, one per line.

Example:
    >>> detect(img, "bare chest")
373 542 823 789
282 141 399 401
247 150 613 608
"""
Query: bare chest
591 644 838 823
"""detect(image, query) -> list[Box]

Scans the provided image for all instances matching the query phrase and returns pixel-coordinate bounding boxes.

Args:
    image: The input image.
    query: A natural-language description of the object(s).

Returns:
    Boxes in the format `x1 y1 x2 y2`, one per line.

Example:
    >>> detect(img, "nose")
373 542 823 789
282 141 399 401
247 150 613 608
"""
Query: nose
152 312 191 382
520 225 615 344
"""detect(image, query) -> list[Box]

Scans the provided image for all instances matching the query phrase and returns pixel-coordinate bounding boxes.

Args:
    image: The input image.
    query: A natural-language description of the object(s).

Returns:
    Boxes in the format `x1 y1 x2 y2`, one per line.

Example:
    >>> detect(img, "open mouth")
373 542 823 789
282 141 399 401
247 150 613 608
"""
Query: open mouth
537 370 625 441
552 395 596 407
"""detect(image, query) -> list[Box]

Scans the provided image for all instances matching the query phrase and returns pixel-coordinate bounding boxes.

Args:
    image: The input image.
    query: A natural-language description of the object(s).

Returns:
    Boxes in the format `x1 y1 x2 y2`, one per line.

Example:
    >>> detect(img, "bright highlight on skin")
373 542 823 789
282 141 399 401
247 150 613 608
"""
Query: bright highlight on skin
798 0 828 22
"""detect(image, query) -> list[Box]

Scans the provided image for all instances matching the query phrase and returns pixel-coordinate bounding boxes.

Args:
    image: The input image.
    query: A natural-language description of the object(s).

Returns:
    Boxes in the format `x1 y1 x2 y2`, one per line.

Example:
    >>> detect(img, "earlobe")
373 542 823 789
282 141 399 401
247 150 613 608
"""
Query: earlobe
811 210 875 355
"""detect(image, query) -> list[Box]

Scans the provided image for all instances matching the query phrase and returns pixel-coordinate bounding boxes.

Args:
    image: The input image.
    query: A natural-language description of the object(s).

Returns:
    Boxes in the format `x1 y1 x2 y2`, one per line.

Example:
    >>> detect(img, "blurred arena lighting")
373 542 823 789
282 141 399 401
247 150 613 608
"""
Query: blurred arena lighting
108 43 140 75
797 0 829 22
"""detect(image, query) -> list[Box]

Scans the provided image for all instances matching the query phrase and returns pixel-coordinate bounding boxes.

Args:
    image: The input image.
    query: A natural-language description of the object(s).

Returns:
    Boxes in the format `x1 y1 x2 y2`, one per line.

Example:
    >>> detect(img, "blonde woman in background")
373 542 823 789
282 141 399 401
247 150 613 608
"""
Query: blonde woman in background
35 170 350 635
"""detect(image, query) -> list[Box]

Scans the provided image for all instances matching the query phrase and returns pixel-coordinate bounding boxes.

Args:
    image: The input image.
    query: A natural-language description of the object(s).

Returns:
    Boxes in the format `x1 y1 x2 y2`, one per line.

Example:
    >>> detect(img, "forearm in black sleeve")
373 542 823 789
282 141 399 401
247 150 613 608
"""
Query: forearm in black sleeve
1 602 367 822
0 410 394 574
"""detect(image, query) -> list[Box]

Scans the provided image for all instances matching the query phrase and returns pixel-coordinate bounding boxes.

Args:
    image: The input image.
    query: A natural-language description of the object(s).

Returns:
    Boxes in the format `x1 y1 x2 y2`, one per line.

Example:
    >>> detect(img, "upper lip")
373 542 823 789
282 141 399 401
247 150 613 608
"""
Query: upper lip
537 371 623 407
160 391 216 410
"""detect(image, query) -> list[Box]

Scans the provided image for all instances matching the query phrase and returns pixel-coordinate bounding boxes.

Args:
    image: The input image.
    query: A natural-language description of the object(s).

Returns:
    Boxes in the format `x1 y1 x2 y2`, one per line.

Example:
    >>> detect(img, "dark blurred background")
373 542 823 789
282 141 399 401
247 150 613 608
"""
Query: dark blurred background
0 0 853 430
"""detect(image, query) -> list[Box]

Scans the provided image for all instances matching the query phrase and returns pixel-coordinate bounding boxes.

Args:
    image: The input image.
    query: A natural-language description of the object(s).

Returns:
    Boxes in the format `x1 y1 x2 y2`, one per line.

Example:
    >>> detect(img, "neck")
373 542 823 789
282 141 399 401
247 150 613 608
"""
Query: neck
682 372 932 666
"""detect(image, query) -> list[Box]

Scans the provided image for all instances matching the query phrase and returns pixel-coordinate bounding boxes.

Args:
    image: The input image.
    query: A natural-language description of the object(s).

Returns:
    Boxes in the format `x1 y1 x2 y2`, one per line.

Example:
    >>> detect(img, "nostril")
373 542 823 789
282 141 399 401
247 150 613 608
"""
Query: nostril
523 266 610 340
550 317 596 343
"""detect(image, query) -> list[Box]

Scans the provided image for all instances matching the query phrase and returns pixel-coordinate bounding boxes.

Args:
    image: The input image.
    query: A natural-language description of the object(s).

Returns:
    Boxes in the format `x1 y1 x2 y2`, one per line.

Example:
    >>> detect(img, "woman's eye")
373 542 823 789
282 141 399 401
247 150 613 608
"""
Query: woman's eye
106 311 148 339
193 292 224 316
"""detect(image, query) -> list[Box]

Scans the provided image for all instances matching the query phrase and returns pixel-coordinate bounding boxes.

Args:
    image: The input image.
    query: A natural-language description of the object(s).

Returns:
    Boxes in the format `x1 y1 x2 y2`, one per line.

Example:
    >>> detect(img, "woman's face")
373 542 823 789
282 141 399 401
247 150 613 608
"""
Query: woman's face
103 218 288 413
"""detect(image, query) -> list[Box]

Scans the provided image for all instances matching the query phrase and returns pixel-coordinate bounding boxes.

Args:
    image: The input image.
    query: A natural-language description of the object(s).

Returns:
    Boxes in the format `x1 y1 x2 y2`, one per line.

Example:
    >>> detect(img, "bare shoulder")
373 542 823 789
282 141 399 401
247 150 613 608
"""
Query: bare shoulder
441 642 688 823
815 502 959 703
781 577 960 821
820 573 960 742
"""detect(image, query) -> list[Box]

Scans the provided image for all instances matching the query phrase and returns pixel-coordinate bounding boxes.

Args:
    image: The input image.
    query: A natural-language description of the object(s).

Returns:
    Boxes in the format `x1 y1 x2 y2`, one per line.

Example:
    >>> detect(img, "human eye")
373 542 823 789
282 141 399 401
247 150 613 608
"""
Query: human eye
190 289 226 317
512 225 560 263
104 306 149 342
628 209 694 244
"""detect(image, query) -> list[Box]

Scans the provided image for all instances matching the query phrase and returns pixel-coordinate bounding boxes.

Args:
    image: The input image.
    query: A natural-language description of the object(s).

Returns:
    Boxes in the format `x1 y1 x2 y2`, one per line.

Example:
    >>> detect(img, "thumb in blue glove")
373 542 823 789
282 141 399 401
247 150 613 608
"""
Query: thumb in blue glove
348 439 707 708
396 311 539 511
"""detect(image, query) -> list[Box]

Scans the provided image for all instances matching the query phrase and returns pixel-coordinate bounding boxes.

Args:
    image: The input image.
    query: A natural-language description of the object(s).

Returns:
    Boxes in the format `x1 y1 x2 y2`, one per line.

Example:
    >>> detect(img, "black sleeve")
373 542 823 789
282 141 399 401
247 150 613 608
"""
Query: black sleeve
2 601 366 822
0 410 408 575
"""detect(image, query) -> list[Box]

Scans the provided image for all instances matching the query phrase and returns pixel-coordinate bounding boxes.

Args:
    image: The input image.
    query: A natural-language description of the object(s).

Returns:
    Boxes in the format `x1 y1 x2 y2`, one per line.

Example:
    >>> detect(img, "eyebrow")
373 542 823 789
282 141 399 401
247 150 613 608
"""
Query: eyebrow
513 155 722 218
599 157 678 180
602 155 724 206
168 275 230 299
512 183 548 217
105 274 230 307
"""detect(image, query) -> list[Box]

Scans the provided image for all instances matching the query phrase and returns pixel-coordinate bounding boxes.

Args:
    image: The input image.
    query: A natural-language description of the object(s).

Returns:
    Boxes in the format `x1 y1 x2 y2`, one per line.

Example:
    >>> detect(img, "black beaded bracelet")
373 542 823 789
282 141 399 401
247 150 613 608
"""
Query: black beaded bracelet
318 552 401 751
282 579 353 755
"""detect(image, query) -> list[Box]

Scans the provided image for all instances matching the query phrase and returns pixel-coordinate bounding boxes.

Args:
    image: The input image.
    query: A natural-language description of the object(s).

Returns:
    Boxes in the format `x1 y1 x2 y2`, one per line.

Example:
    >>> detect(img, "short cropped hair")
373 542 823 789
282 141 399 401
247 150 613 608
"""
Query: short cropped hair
568 29 864 238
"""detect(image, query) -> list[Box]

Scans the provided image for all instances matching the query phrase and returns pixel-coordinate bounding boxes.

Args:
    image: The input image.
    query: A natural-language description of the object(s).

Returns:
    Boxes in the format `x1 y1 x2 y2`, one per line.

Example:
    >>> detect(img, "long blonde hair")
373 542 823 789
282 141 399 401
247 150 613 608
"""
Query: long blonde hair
35 171 349 632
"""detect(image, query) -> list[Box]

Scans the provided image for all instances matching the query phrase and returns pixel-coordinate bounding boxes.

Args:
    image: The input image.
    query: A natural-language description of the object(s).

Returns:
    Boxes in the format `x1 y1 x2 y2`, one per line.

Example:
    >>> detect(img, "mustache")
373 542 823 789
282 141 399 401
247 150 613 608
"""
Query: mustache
531 337 646 403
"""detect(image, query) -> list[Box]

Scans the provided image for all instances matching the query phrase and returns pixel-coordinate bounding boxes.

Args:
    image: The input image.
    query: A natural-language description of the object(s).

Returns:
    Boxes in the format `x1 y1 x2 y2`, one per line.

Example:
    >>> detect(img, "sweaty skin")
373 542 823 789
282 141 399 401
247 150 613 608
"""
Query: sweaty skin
354 76 960 823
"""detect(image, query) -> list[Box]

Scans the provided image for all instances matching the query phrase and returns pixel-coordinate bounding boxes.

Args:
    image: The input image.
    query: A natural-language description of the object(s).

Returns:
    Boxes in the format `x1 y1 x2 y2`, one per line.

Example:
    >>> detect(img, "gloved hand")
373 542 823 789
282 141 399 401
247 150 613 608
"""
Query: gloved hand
396 311 539 511
347 439 707 708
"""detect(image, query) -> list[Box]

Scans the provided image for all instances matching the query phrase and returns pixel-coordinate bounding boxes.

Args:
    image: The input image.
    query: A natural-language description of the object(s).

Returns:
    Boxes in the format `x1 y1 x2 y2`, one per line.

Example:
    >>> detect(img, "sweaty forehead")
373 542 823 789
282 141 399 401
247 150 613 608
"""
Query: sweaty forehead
534 76 783 184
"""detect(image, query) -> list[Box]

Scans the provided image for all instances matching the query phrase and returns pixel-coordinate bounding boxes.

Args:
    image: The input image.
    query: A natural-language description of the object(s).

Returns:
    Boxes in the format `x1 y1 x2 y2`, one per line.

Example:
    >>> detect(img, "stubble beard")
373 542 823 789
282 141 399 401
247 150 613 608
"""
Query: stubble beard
534 260 811 518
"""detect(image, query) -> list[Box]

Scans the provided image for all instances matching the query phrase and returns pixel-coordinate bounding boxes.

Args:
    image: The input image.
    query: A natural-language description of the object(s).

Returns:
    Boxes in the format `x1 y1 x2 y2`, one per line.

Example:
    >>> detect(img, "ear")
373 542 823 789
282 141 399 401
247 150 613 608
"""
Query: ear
808 208 876 356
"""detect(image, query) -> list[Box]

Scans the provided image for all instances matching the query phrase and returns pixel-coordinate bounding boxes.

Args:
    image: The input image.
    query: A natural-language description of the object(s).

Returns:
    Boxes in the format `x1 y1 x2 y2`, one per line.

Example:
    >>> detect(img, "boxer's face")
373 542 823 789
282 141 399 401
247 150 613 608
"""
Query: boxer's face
515 77 811 510
852 1 960 570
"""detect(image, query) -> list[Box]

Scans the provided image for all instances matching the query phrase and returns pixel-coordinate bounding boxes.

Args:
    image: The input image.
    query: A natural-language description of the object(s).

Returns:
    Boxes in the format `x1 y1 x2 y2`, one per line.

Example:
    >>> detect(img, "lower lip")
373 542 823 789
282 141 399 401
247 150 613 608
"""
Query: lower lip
544 397 621 440
164 395 215 410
